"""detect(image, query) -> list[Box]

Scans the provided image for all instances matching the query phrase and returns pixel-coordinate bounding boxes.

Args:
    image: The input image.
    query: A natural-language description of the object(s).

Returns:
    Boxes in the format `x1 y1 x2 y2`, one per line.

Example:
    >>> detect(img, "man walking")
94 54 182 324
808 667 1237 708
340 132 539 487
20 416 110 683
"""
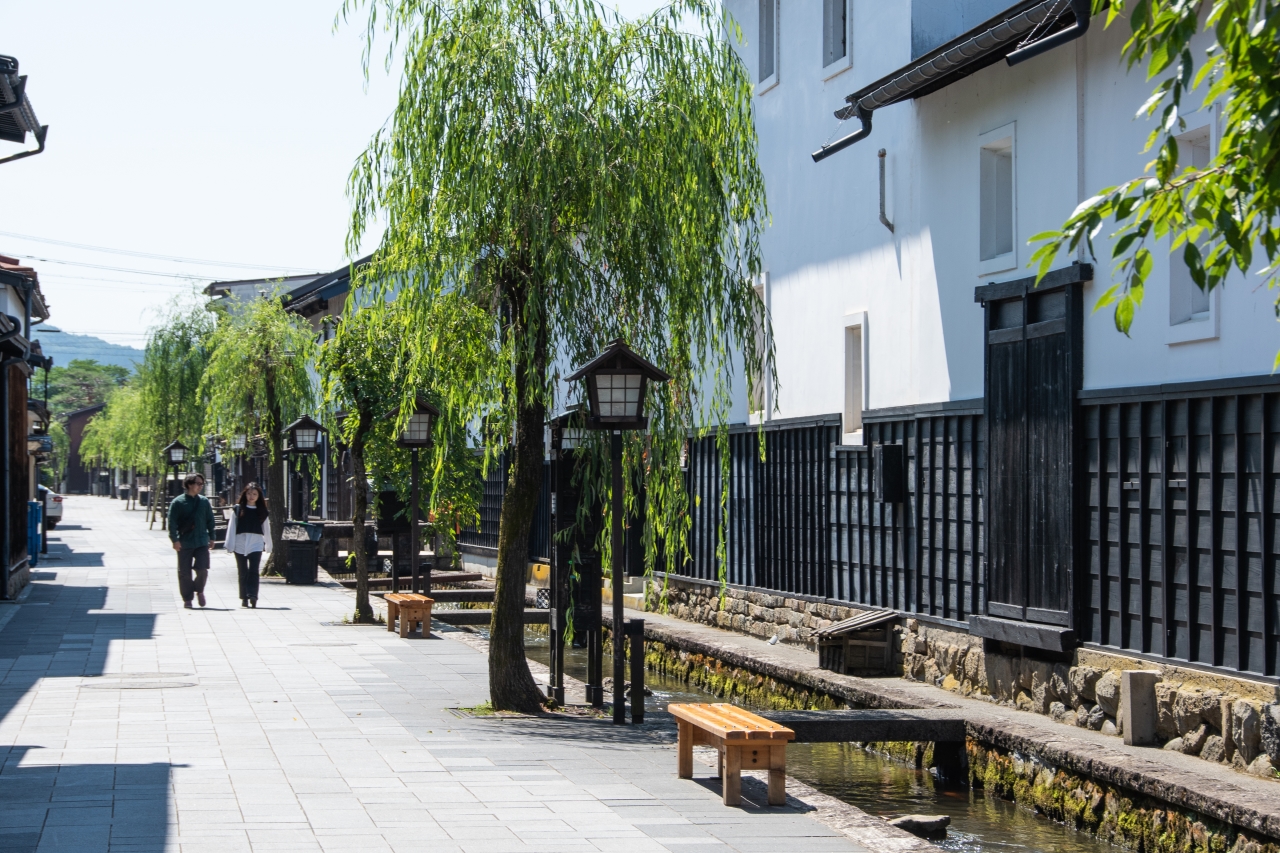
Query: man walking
169 473 216 609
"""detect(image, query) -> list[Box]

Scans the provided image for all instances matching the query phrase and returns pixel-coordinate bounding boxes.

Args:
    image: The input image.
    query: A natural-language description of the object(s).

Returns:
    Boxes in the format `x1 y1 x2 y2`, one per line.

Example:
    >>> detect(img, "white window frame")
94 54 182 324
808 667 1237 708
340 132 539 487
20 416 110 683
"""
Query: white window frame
1166 107 1220 346
842 311 868 444
977 122 1018 276
757 0 779 95
821 0 852 80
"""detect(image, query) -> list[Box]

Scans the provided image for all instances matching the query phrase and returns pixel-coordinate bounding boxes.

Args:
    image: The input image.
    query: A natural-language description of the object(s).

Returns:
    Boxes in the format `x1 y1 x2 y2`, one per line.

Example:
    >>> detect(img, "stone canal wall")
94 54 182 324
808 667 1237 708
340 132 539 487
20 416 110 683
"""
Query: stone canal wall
636 606 1280 853
648 574 1280 781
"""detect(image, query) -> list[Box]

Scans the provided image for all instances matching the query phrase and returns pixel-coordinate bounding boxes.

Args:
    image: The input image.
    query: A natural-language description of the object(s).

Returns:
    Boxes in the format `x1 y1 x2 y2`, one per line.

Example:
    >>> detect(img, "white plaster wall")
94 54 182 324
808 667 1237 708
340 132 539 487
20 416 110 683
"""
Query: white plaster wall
726 1 1279 422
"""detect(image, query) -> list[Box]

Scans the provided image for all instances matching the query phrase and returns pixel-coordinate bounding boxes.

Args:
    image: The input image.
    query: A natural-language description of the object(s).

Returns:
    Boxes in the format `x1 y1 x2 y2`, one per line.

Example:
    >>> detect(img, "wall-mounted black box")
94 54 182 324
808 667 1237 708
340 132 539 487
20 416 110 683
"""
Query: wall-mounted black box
873 443 906 504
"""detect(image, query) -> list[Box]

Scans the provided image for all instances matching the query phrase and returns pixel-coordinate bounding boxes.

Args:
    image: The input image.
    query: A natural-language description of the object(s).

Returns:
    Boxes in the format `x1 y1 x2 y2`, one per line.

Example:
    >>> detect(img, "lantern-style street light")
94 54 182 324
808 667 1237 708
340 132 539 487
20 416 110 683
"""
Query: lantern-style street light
229 434 247 452
161 440 189 526
282 416 326 520
567 339 670 725
394 397 438 596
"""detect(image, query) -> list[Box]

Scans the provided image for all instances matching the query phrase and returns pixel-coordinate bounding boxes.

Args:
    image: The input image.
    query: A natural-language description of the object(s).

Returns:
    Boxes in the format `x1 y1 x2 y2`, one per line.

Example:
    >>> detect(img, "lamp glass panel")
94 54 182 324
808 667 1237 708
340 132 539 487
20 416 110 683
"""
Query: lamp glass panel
403 411 432 444
170 448 186 463
295 428 318 450
596 372 643 418
230 434 246 451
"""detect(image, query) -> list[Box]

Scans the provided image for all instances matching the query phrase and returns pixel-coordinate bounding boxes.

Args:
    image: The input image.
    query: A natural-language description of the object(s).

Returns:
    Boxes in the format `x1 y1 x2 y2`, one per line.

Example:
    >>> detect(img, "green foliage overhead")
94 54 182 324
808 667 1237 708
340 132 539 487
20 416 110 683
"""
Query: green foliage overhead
344 0 770 559
319 297 482 538
46 359 131 418
201 295 318 456
1030 0 1280 344
140 300 215 458
79 384 151 472
343 0 770 710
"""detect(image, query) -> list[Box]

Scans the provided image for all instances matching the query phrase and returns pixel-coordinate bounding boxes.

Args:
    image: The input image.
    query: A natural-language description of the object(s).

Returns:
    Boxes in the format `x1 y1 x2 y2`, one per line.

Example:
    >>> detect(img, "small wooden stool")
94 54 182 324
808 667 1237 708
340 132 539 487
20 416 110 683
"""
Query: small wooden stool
385 593 434 638
669 703 794 806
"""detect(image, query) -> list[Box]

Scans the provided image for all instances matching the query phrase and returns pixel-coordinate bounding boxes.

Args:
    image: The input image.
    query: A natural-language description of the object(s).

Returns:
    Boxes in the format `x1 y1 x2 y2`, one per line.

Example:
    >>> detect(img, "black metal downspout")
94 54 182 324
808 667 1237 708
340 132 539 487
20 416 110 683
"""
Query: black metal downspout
811 104 873 163
0 355 20 599
1005 0 1091 66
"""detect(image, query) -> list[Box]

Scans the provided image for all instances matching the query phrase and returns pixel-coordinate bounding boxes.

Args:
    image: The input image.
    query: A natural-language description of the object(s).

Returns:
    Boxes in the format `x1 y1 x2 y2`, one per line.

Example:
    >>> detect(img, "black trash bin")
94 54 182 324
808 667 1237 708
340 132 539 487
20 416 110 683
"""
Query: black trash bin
282 522 323 585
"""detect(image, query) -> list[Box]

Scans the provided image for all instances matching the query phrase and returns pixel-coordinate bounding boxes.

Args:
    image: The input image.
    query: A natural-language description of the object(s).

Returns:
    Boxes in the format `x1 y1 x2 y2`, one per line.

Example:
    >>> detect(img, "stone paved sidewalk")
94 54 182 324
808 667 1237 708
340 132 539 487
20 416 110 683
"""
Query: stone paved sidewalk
0 497 869 853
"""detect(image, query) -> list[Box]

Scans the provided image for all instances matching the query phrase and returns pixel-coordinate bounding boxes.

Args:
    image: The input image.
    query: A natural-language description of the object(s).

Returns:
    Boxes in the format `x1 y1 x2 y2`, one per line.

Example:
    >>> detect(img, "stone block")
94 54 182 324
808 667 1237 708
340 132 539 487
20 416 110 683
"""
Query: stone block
1155 682 1179 739
1050 665 1070 702
1095 671 1122 717
1231 700 1262 765
1173 688 1205 735
1221 698 1237 760
1262 703 1280 765
1069 665 1103 703
1247 755 1275 778
984 653 1017 702
1163 737 1185 752
1050 702 1072 724
1183 724 1208 756
1199 689 1225 730
962 647 982 682
1201 735 1226 763
1121 670 1161 746
1101 718 1118 736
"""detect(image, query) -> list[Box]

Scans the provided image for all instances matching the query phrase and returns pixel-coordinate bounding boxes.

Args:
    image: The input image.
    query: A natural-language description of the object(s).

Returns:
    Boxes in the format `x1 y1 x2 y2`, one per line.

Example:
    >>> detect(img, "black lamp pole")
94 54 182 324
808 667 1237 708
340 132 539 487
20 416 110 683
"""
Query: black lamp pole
396 398 438 597
566 339 670 725
610 428 625 724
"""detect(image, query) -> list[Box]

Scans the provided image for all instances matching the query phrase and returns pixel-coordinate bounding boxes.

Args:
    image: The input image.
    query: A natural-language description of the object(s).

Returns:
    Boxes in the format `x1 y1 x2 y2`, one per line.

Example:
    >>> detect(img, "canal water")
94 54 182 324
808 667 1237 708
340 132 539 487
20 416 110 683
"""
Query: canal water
521 628 1119 853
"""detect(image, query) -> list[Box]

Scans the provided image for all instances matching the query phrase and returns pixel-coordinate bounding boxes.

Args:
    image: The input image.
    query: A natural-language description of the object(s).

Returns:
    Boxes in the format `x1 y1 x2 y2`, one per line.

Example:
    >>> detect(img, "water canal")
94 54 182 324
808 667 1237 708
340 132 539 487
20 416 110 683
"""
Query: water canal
521 628 1121 853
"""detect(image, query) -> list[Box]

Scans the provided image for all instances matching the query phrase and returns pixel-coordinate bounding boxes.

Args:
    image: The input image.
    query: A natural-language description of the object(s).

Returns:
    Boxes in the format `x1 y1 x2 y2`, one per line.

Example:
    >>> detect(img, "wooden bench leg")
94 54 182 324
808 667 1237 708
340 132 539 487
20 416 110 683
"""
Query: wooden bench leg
716 744 723 780
386 600 397 632
767 745 786 806
399 610 410 638
722 745 741 806
677 720 693 779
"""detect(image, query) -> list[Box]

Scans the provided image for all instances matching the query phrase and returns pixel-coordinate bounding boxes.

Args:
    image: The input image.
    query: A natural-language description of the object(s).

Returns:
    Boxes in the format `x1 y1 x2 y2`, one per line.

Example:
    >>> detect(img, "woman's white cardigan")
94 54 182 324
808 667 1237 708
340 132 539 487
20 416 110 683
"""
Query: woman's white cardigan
224 507 272 556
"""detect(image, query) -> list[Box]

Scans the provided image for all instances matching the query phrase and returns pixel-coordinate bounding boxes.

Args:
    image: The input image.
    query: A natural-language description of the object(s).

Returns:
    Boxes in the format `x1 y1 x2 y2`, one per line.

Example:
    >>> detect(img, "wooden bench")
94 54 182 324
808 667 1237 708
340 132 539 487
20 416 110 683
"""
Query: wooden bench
668 703 794 806
385 593 433 638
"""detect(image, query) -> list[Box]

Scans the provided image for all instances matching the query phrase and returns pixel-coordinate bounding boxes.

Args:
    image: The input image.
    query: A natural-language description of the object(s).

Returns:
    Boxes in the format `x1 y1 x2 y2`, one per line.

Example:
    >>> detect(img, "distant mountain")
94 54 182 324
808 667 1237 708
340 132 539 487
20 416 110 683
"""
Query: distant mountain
32 327 143 371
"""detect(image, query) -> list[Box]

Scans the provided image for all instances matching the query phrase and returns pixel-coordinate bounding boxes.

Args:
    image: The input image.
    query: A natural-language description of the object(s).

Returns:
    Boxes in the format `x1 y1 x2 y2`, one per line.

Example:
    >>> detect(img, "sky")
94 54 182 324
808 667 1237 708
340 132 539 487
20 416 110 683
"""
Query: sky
0 1 671 349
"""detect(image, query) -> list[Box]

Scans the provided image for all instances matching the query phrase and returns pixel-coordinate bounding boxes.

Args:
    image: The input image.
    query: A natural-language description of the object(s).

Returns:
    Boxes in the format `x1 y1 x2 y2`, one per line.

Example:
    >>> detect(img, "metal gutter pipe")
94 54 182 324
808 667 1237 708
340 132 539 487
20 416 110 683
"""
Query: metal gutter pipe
811 104 873 163
878 149 894 233
816 0 1078 160
1006 0 1091 66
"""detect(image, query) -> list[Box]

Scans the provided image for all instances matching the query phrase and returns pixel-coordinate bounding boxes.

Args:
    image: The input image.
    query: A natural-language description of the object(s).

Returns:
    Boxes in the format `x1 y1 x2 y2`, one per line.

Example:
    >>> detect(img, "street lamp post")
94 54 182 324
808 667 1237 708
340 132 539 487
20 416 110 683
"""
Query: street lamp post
547 407 588 707
567 339 670 725
161 440 189 530
283 416 326 521
395 397 438 596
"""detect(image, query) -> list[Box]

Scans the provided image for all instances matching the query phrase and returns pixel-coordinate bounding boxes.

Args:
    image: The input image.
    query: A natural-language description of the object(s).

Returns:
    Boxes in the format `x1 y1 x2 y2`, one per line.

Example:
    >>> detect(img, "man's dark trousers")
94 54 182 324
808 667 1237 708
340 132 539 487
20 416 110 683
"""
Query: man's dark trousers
177 546 210 604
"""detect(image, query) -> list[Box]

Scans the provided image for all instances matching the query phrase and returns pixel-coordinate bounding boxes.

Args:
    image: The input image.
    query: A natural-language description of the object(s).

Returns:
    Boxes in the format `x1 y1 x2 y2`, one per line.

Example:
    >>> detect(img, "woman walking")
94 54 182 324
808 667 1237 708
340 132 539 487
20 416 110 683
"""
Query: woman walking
225 483 272 608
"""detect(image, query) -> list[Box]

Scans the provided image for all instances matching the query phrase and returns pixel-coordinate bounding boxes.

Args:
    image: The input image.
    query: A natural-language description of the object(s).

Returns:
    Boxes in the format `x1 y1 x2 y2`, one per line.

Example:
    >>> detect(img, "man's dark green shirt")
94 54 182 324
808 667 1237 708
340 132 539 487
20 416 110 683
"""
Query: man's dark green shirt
168 493 216 549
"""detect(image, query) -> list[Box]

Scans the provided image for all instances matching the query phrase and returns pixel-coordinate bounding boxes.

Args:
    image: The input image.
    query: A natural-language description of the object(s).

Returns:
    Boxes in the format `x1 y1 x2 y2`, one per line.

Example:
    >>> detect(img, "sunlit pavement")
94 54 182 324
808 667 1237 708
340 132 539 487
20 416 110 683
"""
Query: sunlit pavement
0 496 865 853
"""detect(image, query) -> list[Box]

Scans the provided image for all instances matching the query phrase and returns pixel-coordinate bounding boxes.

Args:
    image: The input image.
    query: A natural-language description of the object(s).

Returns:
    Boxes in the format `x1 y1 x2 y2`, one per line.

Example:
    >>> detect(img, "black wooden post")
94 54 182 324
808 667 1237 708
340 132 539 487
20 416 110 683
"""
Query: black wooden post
628 618 645 723
611 430 625 724
410 448 421 595
586 629 603 707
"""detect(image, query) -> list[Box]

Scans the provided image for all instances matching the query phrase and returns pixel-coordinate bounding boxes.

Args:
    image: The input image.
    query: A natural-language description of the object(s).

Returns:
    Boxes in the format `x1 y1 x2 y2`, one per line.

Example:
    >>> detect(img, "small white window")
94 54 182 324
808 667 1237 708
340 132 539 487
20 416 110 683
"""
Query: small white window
978 123 1016 274
757 0 779 93
1169 125 1213 327
822 0 850 76
844 312 867 443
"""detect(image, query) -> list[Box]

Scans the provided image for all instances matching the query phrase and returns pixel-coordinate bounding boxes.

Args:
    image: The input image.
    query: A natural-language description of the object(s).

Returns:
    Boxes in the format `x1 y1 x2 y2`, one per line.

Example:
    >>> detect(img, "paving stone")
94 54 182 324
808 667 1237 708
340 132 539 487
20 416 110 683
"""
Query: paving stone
0 498 869 853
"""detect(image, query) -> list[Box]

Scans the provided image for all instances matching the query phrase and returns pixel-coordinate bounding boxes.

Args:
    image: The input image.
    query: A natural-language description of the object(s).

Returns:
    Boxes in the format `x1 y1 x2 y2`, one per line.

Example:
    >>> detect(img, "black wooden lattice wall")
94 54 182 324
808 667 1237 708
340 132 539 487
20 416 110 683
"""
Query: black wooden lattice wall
1081 380 1280 677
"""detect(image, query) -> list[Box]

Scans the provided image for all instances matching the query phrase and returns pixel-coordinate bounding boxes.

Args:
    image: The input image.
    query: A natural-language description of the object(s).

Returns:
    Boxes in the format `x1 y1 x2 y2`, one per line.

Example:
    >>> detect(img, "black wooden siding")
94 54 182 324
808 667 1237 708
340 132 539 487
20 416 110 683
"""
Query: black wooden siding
457 455 551 562
684 418 835 597
1081 382 1280 677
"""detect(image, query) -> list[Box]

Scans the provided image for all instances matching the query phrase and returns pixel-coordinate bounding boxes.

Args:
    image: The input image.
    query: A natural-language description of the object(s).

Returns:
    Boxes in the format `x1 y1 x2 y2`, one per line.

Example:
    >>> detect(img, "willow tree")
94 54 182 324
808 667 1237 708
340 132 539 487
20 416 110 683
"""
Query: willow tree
201 296 318 559
139 302 215 527
320 295 487 622
345 0 769 711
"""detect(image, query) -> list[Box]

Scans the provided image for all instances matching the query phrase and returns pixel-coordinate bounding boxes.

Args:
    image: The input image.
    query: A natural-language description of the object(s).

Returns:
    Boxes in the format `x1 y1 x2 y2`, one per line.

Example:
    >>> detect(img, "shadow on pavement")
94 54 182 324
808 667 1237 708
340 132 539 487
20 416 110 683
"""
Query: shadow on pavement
0 582 170 851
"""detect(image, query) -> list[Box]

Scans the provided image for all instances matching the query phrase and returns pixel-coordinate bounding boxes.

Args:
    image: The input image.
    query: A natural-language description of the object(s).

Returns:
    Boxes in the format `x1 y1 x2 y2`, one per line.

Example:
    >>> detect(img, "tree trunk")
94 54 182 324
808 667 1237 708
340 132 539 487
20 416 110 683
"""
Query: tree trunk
350 412 374 623
489 285 549 713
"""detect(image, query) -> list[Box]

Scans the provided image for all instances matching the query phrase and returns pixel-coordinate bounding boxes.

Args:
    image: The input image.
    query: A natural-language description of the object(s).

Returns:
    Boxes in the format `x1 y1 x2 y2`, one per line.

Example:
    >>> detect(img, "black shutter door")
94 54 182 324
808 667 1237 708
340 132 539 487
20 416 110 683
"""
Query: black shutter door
980 278 1082 627
987 310 1026 618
